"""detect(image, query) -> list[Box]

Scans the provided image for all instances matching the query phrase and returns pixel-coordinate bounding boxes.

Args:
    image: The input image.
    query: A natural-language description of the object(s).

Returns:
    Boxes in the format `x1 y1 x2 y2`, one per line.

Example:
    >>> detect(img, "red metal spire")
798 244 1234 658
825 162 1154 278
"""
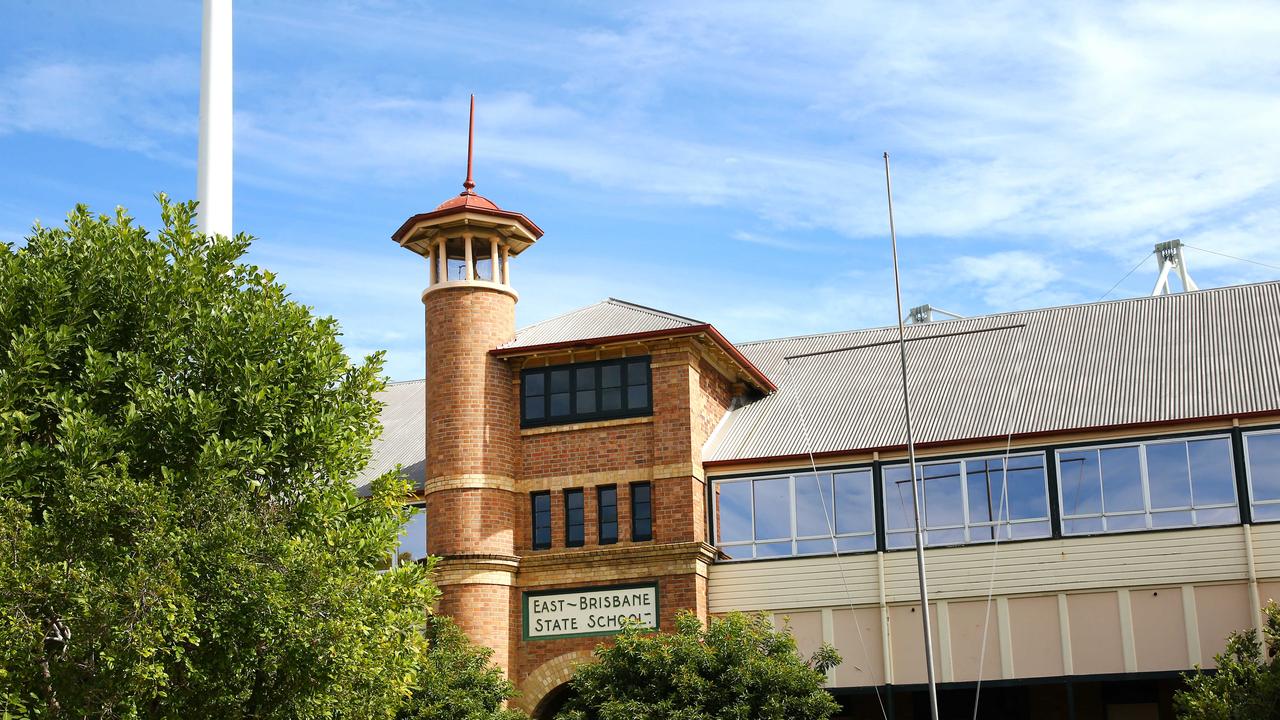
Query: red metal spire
462 94 476 195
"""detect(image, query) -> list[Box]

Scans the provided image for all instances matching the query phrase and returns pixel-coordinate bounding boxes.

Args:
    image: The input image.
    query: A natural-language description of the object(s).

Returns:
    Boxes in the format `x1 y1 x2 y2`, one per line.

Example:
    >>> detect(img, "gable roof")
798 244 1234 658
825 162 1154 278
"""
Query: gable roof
703 281 1280 464
499 298 704 349
353 379 425 497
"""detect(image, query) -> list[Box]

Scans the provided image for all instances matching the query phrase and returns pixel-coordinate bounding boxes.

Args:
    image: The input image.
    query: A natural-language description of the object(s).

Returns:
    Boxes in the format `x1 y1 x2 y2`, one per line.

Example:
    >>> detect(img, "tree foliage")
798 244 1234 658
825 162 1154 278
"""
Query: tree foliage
398 615 525 720
0 199 515 719
1176 601 1280 720
556 611 840 720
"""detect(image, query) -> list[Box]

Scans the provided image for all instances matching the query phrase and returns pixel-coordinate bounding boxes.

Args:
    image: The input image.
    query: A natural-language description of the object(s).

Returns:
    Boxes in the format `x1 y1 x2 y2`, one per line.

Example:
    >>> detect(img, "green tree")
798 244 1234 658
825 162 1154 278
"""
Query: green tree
0 199 516 719
399 615 525 720
556 611 841 720
1176 601 1280 720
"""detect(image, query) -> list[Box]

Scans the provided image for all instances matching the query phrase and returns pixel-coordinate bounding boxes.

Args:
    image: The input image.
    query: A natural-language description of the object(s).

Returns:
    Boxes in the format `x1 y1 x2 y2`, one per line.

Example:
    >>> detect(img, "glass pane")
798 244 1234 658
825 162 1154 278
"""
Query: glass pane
1063 517 1104 535
923 462 963 527
755 541 792 558
602 365 622 388
1009 520 1051 539
626 360 648 386
633 516 652 540
1249 433 1280 502
1146 442 1192 510
1252 504 1280 522
550 393 570 416
926 528 965 546
1196 506 1239 525
524 372 544 396
883 465 919 532
566 490 584 510
797 538 836 555
1006 461 1048 520
533 493 550 514
834 471 874 535
601 388 622 411
626 385 647 409
753 477 791 540
1189 438 1236 506
534 527 551 547
715 482 752 543
549 369 570 393
575 366 595 390
795 474 834 537
632 486 652 519
1106 514 1146 531
836 535 876 553
575 390 596 414
1059 450 1102 516
397 506 427 562
524 396 544 420
1151 510 1193 528
719 544 752 560
600 521 618 543
966 460 997 524
567 524 583 545
886 530 914 548
1100 446 1143 513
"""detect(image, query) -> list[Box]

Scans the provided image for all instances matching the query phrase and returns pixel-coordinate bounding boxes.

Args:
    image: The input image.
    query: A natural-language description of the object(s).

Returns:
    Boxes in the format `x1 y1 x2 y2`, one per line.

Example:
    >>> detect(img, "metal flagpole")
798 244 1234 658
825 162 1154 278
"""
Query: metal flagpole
884 151 941 720
197 0 233 238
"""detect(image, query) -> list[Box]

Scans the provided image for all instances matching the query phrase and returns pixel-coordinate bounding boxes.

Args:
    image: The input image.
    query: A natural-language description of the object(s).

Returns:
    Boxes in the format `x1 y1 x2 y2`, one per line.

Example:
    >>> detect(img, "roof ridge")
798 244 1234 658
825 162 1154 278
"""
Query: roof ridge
603 297 705 326
737 280 1280 347
513 299 613 335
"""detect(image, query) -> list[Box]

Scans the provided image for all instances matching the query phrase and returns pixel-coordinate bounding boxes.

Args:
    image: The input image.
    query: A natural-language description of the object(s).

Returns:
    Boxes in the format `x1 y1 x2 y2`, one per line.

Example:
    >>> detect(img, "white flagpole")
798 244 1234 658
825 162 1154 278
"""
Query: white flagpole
197 0 233 237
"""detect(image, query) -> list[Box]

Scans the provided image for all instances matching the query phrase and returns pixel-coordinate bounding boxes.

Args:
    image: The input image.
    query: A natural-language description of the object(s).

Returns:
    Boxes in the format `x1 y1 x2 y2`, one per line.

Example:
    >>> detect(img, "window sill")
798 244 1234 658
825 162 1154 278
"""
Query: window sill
521 415 653 437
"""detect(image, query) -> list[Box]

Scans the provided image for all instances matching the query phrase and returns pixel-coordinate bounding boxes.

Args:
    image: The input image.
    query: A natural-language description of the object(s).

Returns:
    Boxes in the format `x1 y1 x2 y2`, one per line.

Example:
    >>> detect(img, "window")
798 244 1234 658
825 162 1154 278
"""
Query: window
884 454 1051 548
565 489 585 547
521 357 652 427
531 491 551 550
1057 436 1238 535
1245 429 1280 522
382 503 428 569
599 486 618 544
713 470 876 560
631 482 653 541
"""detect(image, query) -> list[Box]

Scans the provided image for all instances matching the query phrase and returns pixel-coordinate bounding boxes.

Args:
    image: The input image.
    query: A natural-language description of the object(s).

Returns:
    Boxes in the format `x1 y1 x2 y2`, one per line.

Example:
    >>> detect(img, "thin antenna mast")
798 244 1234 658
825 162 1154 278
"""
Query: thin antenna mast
197 0 232 237
884 152 941 720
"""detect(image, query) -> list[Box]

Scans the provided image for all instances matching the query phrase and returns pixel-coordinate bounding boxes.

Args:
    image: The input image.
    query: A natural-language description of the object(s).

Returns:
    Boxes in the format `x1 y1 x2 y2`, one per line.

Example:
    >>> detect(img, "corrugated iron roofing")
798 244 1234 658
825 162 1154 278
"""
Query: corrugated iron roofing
354 379 425 497
499 298 704 349
704 281 1280 462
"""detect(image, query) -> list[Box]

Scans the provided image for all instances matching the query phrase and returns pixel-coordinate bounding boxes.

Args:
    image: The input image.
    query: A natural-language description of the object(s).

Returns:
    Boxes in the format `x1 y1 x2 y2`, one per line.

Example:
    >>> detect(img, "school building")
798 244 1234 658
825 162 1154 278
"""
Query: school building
355 153 1280 720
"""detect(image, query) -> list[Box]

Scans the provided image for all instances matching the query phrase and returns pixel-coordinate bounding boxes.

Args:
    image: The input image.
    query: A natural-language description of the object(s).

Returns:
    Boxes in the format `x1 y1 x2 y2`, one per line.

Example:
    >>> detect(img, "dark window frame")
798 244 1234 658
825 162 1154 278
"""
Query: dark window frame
631 481 653 542
565 488 585 548
598 485 619 545
521 356 653 428
531 491 552 550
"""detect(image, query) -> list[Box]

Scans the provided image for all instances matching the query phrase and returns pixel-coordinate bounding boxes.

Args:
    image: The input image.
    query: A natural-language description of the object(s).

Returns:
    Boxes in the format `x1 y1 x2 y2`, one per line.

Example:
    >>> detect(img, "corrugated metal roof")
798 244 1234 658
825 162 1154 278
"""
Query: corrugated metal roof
353 379 425 497
705 281 1280 462
499 298 704 349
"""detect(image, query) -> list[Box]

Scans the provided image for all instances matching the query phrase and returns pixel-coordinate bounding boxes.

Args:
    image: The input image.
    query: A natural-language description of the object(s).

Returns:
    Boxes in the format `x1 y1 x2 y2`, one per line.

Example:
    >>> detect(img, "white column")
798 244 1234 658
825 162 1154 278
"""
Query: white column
490 238 499 282
501 246 510 285
427 245 436 285
437 239 447 282
197 0 233 238
463 233 474 281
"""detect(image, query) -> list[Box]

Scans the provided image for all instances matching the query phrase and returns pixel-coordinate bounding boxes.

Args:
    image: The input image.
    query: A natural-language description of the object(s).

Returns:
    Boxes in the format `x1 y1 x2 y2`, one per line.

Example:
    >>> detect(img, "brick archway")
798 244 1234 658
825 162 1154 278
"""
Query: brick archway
515 650 594 716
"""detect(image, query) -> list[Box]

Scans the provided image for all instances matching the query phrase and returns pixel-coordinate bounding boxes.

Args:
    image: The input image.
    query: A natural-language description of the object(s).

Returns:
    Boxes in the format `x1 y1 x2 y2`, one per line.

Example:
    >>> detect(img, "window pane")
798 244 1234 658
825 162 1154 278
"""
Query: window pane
524 396 544 420
795 473 834 537
1189 438 1235 506
797 539 836 555
1151 510 1193 528
753 477 791 540
716 481 752 543
1059 450 1102 516
633 516 652 540
966 460 997 524
886 530 914 549
397 505 427 563
926 528 964 546
923 462 963 527
524 372 544 396
1006 458 1048 521
632 482 653 541
834 470 874 535
1101 446 1143 513
1064 517 1103 535
755 541 791 558
1009 520 1051 539
567 524 583 545
534 526 551 547
566 490 584 510
533 493 550 514
601 365 621 388
626 385 647 409
632 483 651 508
599 487 617 523
600 522 618 543
575 390 596 414
549 369 570 393
1107 514 1146 531
601 388 622 411
1252 504 1280 522
626 360 648 386
575 367 595 390
719 544 752 560
1249 432 1280 502
550 393 570 417
836 535 876 553
883 465 919 532
1146 442 1192 509
1197 506 1239 525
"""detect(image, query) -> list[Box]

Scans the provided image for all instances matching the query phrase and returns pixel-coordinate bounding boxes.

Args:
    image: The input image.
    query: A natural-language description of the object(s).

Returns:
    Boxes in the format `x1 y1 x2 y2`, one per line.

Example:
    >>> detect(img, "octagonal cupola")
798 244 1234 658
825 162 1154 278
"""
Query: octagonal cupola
391 95 543 301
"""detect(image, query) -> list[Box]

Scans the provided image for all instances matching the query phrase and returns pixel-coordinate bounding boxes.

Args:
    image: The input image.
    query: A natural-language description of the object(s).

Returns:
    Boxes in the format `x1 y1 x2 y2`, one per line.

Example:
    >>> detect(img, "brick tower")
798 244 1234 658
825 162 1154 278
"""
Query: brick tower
390 97 542 675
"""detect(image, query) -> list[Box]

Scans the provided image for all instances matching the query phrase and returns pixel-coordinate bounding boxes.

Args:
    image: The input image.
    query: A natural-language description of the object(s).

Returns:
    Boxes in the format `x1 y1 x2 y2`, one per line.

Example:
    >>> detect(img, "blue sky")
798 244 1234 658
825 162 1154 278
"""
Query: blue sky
3 1 1280 380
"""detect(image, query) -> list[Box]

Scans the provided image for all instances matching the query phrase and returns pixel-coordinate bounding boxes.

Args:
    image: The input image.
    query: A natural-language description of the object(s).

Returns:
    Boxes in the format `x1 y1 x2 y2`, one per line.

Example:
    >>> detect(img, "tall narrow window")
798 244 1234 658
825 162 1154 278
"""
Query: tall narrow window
599 486 618 544
1245 429 1280 522
631 482 653 542
531 491 551 550
565 489 585 547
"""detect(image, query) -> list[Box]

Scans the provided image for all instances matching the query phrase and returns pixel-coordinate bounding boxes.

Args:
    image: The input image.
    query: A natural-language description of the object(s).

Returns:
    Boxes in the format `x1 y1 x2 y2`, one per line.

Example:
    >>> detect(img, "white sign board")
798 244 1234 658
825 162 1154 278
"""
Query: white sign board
523 583 659 640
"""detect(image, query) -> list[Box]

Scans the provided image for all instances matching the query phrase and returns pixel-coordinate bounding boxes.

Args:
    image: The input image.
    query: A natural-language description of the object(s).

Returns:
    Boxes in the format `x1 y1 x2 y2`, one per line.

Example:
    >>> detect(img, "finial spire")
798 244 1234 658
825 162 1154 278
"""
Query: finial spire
462 94 476 195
